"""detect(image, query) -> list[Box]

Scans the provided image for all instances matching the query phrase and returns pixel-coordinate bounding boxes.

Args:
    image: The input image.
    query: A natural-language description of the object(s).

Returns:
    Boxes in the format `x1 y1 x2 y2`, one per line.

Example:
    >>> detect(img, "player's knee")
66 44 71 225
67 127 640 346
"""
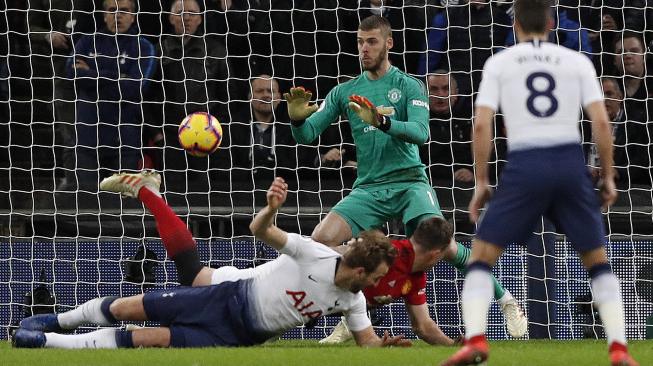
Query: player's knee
311 219 351 247
131 328 171 348
311 225 331 245
109 298 129 320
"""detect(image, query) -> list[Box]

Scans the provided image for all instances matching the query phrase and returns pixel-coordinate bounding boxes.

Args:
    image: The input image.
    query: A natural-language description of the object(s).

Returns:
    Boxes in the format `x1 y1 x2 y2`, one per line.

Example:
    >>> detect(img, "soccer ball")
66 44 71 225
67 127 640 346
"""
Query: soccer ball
177 112 223 157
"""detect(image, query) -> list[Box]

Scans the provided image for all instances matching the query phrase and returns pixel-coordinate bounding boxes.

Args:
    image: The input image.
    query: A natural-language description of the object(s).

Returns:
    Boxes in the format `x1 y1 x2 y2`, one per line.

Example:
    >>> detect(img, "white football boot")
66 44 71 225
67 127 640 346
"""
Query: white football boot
501 298 528 338
318 317 352 344
100 170 161 198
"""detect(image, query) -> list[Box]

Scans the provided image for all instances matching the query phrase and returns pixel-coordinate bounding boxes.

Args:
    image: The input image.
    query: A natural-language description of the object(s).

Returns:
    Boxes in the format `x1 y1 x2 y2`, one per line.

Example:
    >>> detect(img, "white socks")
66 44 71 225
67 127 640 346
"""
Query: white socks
591 272 627 346
462 269 494 339
45 328 118 349
57 297 114 329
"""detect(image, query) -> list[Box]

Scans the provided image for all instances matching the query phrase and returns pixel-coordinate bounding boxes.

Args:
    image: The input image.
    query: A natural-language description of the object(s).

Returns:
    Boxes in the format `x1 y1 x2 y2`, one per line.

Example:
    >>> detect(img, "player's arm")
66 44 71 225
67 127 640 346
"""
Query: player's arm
285 86 342 144
471 106 495 187
406 303 455 346
348 87 429 145
468 105 496 222
579 56 617 208
249 177 289 251
351 326 412 347
468 57 500 222
585 101 617 207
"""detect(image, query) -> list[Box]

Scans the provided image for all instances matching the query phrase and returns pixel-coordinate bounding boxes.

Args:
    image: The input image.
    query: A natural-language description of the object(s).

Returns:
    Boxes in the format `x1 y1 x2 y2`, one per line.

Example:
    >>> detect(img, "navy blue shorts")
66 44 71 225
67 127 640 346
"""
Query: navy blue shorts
143 280 269 347
476 144 606 253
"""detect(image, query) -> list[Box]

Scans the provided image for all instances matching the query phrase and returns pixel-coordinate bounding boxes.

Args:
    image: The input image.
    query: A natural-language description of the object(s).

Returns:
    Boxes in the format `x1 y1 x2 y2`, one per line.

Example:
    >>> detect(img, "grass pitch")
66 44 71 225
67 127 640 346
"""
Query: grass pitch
2 339 652 366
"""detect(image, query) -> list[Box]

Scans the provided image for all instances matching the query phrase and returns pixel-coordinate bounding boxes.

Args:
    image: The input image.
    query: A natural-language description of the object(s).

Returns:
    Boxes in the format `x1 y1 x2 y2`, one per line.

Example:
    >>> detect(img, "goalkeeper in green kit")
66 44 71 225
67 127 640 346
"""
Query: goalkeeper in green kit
284 15 527 344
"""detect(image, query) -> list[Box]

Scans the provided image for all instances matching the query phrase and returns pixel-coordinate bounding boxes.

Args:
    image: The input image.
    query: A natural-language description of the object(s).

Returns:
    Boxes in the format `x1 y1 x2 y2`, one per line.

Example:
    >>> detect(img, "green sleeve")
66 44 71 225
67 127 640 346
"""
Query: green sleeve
383 79 429 144
291 87 342 144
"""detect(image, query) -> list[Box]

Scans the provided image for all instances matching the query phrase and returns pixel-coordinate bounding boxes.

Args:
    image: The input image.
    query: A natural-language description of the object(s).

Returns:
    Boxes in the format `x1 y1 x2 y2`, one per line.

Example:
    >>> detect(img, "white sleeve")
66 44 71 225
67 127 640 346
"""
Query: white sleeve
277 232 303 257
277 233 337 261
578 56 603 108
475 57 501 111
343 293 372 332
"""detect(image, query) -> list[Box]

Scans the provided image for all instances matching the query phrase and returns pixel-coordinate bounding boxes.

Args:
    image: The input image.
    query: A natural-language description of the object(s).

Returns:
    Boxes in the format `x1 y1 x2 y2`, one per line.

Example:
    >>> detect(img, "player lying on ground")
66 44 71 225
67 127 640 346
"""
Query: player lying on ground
320 217 515 346
443 1 638 365
14 174 410 349
285 15 526 343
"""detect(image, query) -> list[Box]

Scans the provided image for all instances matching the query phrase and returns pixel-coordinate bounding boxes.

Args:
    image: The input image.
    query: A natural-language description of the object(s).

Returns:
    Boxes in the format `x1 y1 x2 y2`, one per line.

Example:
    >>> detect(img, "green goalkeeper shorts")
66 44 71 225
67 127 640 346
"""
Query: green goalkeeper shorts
331 181 443 237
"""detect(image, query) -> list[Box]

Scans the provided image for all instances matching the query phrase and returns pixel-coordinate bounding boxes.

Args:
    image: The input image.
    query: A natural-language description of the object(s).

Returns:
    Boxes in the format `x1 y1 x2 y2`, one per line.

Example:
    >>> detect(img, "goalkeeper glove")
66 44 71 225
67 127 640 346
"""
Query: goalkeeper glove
284 86 318 122
348 95 394 131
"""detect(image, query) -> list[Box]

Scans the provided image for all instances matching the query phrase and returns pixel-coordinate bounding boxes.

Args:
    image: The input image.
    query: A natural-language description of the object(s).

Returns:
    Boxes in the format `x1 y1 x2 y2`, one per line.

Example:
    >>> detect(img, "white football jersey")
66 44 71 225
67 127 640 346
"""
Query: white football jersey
476 40 603 151
211 233 371 334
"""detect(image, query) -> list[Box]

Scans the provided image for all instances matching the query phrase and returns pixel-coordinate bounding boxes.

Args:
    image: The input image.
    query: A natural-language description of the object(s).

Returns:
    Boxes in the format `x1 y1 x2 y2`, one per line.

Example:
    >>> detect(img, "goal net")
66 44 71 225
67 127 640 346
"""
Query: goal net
0 0 652 341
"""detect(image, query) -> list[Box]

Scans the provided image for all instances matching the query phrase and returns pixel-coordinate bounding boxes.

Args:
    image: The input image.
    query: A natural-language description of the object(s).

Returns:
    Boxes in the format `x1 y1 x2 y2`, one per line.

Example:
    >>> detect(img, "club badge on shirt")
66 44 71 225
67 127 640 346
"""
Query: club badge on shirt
401 280 412 296
387 88 402 103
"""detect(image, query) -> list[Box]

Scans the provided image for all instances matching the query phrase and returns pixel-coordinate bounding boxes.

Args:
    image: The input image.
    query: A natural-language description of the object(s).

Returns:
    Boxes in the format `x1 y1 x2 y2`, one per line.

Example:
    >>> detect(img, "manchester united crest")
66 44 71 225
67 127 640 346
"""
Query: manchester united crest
387 88 401 103
401 280 412 295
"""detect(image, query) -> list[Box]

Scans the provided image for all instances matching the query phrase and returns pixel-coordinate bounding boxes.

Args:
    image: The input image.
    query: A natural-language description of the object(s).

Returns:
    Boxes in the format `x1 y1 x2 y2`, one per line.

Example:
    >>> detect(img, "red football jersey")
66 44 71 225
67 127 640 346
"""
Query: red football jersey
363 238 427 306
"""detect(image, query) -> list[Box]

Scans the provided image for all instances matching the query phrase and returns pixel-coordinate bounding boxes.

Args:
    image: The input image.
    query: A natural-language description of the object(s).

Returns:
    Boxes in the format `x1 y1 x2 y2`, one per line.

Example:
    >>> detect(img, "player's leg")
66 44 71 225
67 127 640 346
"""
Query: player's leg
438 236 526 337
14 295 148 349
20 294 148 332
550 171 636 366
130 327 171 347
463 239 505 340
578 248 636 365
100 171 213 286
311 212 353 247
13 327 140 349
443 161 551 366
14 325 169 349
313 187 388 246
318 188 392 343
441 239 504 366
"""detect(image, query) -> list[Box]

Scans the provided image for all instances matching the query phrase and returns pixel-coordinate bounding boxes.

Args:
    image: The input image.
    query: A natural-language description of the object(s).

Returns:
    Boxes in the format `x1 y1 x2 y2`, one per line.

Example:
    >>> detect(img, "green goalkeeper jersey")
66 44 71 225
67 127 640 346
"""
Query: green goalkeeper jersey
292 66 430 189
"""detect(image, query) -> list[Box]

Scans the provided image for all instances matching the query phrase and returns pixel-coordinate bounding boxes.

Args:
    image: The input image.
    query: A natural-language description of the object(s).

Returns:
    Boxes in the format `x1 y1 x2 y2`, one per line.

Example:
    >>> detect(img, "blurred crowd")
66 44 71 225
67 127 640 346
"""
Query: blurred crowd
1 0 652 194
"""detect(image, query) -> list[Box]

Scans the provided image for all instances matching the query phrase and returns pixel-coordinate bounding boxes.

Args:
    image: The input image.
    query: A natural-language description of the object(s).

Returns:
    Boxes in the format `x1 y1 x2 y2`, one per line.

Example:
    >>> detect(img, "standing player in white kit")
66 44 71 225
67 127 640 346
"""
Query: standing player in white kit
442 0 638 365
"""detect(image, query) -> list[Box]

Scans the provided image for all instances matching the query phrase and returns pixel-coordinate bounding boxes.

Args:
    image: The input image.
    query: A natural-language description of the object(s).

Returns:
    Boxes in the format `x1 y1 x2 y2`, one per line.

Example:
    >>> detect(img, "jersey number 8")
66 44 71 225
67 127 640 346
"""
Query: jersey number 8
526 71 558 118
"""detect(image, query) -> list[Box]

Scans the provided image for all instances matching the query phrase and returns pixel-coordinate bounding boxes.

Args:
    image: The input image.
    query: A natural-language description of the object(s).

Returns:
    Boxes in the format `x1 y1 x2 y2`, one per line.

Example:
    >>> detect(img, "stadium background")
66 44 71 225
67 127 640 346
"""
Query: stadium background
0 0 652 342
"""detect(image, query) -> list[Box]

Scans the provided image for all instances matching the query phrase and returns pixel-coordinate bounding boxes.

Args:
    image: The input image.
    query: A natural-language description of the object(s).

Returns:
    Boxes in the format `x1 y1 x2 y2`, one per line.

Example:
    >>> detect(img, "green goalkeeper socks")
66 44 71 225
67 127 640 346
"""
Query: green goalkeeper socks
447 241 506 300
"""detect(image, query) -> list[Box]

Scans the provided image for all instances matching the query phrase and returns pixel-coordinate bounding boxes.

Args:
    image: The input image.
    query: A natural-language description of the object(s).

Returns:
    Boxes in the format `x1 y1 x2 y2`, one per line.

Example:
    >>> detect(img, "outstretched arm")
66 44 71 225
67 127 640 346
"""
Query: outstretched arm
249 177 289 251
287 87 342 144
406 303 455 346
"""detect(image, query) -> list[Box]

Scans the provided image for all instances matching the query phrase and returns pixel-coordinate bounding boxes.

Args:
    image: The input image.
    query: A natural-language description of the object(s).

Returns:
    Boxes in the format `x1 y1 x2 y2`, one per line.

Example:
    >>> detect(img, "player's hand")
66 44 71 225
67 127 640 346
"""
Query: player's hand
380 330 412 347
348 95 379 126
284 87 318 121
598 176 617 209
468 184 492 223
266 177 288 210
